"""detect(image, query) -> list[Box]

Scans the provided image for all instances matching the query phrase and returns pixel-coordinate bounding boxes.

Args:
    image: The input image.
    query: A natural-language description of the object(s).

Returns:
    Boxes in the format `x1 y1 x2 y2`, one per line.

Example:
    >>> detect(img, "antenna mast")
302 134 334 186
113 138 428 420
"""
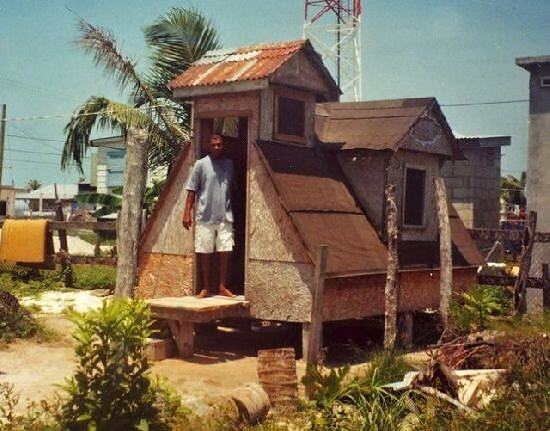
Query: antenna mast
304 0 362 101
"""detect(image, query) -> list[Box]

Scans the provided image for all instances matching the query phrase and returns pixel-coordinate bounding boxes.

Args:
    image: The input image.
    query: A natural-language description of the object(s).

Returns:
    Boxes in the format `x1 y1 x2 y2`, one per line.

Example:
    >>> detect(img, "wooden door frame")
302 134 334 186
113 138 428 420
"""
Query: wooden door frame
193 111 253 295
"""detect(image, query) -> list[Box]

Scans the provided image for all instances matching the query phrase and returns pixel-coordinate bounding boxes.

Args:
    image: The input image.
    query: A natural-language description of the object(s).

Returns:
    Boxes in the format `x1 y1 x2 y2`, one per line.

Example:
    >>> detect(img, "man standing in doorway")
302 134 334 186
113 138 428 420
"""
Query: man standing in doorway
182 134 236 298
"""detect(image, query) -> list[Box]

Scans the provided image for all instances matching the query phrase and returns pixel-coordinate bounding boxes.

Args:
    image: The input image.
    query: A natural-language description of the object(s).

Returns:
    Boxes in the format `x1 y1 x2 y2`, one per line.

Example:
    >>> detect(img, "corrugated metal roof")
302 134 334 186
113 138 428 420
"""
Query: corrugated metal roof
316 98 434 151
170 40 307 89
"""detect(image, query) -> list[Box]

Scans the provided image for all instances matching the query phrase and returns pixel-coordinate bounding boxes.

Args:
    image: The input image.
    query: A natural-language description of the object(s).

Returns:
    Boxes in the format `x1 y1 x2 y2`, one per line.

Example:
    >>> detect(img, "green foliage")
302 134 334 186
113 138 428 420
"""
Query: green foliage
0 306 40 343
301 352 416 430
0 264 115 296
450 285 511 333
59 299 167 430
71 265 116 290
359 350 414 386
416 331 550 431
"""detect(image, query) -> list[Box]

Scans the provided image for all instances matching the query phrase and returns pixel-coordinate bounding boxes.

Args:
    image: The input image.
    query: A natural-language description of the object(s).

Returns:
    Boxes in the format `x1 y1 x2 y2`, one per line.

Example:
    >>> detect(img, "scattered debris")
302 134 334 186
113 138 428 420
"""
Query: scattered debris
20 290 109 314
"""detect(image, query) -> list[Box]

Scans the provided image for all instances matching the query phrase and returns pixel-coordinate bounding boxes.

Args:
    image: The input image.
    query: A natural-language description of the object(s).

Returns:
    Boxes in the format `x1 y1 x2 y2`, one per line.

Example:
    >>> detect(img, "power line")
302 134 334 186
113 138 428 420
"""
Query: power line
5 157 61 166
441 99 529 107
1 102 174 122
7 133 64 143
6 148 63 156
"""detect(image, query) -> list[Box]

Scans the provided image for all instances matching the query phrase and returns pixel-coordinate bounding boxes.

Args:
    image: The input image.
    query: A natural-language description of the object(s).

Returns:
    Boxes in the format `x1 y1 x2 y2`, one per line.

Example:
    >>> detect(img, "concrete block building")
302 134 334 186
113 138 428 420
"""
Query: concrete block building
441 136 510 229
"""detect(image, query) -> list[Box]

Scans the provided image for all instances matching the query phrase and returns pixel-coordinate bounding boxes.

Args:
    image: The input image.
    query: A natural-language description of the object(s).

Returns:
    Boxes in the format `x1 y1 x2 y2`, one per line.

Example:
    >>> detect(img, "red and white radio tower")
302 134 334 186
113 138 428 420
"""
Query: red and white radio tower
304 0 362 101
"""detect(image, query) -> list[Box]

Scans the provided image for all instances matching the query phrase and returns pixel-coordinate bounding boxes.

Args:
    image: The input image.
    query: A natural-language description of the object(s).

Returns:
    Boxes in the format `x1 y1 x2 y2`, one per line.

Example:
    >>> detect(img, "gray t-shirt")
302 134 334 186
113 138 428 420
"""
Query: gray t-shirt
186 155 234 224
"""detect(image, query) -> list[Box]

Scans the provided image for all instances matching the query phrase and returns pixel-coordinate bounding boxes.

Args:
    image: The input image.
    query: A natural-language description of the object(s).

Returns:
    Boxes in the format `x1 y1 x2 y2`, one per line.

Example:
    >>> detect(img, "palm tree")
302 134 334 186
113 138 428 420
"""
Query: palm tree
27 179 42 190
63 8 221 296
62 7 221 172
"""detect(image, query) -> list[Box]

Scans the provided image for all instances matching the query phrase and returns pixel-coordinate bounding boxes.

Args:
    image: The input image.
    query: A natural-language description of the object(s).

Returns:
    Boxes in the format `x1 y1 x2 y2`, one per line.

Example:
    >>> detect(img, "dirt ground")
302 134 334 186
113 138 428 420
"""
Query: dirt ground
0 315 427 414
0 316 307 413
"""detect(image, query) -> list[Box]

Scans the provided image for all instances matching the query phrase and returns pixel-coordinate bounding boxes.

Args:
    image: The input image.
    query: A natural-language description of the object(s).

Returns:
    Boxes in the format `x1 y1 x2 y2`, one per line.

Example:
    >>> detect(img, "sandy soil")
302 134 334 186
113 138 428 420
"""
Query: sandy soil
0 316 306 413
0 315 428 414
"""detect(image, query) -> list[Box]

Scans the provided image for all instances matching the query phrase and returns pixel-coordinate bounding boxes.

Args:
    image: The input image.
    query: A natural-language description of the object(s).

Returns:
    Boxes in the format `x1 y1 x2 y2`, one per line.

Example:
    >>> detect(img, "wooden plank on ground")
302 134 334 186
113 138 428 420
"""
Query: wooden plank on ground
146 295 250 323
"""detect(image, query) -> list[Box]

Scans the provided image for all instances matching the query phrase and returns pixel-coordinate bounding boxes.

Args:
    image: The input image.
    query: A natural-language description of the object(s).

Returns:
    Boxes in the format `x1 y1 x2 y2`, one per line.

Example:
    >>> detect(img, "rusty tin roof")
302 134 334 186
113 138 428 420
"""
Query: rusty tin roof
170 40 308 89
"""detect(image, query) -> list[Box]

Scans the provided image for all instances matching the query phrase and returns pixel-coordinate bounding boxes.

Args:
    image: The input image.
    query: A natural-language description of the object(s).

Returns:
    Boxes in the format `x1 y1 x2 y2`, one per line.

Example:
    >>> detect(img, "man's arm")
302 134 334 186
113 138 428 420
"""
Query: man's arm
182 190 195 230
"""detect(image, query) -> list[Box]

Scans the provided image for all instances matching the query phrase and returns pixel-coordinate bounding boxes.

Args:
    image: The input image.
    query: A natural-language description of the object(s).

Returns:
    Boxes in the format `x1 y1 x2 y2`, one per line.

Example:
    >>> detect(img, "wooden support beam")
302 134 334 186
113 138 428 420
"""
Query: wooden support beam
168 320 194 358
398 312 414 349
434 177 452 330
514 211 537 315
115 128 149 298
543 264 550 310
305 245 328 368
384 183 399 351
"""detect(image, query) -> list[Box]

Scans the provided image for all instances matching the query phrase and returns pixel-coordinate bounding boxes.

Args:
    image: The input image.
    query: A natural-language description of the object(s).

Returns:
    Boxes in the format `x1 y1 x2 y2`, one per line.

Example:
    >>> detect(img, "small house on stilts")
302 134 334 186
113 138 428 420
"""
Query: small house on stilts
137 40 483 357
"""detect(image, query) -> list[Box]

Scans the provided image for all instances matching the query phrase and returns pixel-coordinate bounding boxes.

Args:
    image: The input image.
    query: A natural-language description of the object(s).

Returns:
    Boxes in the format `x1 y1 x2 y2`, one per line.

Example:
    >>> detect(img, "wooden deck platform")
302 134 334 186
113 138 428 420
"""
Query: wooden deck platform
146 295 250 357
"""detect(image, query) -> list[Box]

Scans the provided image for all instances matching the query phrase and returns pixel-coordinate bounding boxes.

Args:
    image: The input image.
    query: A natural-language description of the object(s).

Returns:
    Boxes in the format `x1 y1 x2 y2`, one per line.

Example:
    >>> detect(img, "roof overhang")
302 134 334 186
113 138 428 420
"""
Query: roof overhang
516 55 550 72
172 78 268 99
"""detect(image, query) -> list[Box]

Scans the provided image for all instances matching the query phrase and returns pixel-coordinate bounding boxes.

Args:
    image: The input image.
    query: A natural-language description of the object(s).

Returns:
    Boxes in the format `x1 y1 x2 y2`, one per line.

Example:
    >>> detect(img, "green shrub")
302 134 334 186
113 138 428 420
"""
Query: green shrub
72 265 116 290
0 307 40 344
358 350 413 385
450 284 511 333
59 299 170 431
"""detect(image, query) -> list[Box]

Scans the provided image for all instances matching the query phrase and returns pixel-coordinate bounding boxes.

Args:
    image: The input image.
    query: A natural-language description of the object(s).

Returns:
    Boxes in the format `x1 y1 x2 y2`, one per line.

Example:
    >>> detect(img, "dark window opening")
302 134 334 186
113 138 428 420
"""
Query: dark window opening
277 96 305 138
0 201 6 216
404 168 426 226
541 76 550 87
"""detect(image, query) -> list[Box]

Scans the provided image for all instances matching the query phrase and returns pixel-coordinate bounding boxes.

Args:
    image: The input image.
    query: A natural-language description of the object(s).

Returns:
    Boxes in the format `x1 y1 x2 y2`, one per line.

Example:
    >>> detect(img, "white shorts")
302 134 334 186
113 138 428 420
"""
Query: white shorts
195 222 234 253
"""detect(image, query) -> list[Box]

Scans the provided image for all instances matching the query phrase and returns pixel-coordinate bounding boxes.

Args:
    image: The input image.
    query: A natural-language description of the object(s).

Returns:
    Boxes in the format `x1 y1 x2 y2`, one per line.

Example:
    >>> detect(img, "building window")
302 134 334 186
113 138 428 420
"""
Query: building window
403 167 426 226
274 91 307 143
541 76 550 87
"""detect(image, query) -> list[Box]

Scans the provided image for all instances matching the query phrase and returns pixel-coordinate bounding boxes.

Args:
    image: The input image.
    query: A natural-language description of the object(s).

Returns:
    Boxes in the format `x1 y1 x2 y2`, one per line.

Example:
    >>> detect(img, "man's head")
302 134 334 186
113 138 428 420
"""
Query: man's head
209 134 224 158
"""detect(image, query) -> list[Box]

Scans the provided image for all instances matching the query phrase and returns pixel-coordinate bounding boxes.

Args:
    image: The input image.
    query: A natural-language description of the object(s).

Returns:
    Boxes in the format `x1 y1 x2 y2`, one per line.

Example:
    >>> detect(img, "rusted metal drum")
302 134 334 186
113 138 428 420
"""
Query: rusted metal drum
230 383 271 424
257 347 298 409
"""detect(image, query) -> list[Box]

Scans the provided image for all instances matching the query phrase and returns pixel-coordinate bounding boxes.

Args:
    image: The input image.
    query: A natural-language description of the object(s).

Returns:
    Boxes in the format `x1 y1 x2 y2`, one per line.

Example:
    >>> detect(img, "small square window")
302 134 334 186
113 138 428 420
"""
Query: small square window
403 167 426 226
277 96 305 138
540 76 550 87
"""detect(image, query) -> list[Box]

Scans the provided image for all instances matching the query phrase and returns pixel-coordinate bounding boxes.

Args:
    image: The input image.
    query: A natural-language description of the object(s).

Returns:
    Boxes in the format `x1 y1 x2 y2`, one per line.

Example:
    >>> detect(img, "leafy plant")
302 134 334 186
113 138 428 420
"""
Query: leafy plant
303 365 351 411
451 285 511 333
59 299 168 430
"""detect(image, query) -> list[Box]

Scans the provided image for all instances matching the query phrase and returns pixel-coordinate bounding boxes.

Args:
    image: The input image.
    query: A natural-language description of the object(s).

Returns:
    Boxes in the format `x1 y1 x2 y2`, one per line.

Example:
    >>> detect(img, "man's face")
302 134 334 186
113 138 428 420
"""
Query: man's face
209 136 224 158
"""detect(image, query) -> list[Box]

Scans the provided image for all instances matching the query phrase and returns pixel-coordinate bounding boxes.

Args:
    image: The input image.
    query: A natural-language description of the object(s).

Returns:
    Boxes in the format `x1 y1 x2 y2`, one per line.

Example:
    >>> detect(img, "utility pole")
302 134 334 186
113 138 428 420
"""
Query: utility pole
0 104 6 189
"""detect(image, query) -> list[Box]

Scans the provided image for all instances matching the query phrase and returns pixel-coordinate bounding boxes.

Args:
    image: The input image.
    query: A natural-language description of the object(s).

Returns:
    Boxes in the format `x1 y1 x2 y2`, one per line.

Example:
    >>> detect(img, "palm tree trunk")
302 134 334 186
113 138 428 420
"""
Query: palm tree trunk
115 127 149 297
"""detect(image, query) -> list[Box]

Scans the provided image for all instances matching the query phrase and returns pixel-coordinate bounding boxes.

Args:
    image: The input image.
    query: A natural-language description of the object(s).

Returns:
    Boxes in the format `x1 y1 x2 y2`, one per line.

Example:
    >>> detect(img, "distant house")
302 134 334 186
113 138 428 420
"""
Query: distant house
90 135 168 194
15 184 80 218
0 185 27 218
90 136 126 193
441 136 510 229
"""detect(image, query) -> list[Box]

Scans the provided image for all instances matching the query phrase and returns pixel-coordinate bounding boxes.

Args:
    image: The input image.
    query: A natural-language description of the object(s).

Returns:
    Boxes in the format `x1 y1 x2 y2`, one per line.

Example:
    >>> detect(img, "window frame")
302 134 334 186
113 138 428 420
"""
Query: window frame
540 76 550 87
273 88 308 144
402 165 427 228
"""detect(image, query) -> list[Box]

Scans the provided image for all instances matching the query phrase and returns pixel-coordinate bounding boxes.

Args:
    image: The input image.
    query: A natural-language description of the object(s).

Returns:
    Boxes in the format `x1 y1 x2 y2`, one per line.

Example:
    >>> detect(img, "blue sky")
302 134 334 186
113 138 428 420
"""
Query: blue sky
0 0 548 187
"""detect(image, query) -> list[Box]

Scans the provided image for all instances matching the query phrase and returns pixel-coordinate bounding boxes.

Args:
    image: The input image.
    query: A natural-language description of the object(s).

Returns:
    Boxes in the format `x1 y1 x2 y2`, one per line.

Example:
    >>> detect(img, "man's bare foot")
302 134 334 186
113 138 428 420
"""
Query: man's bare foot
197 289 210 298
219 286 236 298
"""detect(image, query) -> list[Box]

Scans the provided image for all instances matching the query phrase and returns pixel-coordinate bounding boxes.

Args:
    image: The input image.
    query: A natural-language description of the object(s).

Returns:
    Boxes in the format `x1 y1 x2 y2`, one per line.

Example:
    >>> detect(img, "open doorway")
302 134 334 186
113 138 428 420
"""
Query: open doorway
197 116 248 295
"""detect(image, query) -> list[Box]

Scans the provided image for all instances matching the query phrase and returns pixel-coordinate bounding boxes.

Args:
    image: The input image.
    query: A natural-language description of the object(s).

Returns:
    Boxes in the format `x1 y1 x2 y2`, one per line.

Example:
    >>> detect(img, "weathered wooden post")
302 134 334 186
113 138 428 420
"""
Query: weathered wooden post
543 263 550 310
434 177 452 330
384 184 399 351
513 211 537 314
304 245 328 399
115 128 149 298
54 187 73 288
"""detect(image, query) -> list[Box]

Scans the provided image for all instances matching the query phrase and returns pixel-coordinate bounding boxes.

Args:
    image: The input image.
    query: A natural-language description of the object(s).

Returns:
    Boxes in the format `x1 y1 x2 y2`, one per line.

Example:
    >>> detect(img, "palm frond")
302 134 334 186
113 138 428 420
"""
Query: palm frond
62 97 177 172
143 7 221 99
76 19 145 101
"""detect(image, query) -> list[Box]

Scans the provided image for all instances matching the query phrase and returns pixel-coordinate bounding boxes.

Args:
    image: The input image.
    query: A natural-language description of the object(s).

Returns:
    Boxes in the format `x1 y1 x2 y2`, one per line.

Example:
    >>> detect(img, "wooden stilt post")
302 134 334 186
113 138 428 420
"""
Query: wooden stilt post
434 177 452 330
542 263 550 310
384 184 399 351
398 312 414 349
115 128 149 298
305 245 328 399
54 188 73 288
514 211 537 314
